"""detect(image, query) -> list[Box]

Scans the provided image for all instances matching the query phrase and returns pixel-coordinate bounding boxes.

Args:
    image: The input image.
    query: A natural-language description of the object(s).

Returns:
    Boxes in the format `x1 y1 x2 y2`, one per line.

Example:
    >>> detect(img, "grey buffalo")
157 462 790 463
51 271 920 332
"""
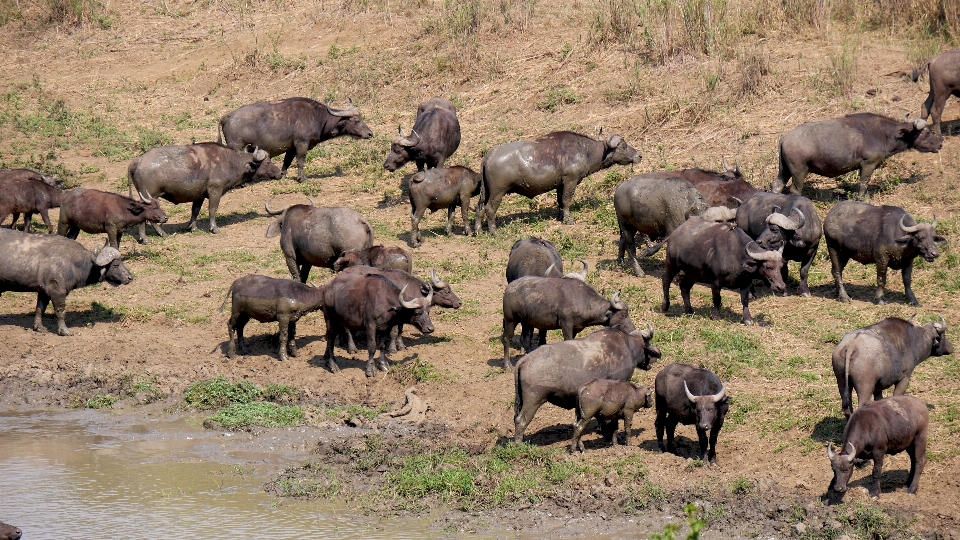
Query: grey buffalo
406 166 481 247
823 201 945 305
833 316 952 418
571 379 652 453
58 188 168 250
655 363 729 464
0 228 133 335
735 192 821 296
219 98 373 183
384 97 461 172
0 171 64 233
661 217 785 324
476 130 641 234
220 274 326 362
513 323 661 443
333 245 413 273
0 521 21 540
128 143 281 239
772 113 942 198
640 159 759 207
264 199 374 282
828 395 929 498
505 237 564 282
915 48 960 135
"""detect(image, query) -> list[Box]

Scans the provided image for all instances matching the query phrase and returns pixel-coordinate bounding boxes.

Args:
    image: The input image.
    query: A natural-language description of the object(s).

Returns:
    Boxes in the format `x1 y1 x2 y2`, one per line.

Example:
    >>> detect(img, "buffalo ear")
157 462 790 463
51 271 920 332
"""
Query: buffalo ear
246 161 257 173
895 234 912 246
128 201 145 215
934 235 947 246
265 219 283 238
742 260 757 272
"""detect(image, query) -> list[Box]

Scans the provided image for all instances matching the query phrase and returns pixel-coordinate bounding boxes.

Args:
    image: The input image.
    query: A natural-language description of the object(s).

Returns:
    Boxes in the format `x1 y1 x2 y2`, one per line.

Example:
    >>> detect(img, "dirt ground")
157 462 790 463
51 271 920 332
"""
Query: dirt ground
1 1 960 537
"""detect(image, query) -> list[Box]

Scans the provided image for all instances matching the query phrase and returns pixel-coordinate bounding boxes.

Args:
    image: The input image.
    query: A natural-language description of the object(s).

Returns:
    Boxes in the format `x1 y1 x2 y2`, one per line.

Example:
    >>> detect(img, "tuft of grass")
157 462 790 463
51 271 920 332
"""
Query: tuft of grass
730 477 755 495
394 358 445 385
46 0 113 29
86 395 119 409
388 448 477 501
261 383 300 404
184 377 261 410
208 402 305 428
537 86 578 112
318 403 386 422
735 45 769 99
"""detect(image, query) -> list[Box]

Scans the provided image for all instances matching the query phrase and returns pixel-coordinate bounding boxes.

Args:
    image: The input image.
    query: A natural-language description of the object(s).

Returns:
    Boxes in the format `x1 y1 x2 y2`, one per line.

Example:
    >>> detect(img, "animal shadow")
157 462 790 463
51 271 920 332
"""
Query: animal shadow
820 469 912 505
809 282 916 305
811 416 845 444
518 422 574 446
941 119 960 137
216 210 264 228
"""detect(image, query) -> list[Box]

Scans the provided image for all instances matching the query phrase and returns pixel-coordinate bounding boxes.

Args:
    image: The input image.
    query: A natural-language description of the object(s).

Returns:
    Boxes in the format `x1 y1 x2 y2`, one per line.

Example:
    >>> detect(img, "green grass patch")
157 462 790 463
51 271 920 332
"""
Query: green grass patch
184 377 261 410
389 448 477 501
394 358 445 384
208 402 305 428
86 395 119 409
317 403 386 422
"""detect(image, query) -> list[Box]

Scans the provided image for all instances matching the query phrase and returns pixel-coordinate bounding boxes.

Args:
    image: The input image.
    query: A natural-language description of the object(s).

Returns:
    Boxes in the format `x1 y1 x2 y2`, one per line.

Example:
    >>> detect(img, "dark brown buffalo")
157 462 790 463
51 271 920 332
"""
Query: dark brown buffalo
735 192 821 296
0 521 21 540
823 201 945 305
513 323 661 443
219 98 373 183
128 143 281 239
772 113 943 198
264 199 374 282
915 48 960 136
333 245 413 273
219 274 326 362
828 395 929 498
661 217 785 324
0 228 133 335
502 270 631 369
407 166 481 247
384 97 461 172
57 188 168 249
655 363 729 464
640 159 759 207
571 379 652 453
0 173 64 233
833 316 952 418
476 130 641 234
505 237 564 350
322 272 433 377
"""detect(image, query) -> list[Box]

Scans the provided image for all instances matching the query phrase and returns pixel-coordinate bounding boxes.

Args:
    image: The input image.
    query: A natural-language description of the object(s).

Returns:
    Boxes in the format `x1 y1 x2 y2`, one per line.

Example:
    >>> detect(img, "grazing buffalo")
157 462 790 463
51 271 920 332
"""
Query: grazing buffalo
0 521 21 540
915 48 960 136
502 270 631 369
0 173 64 233
772 113 943 198
476 130 641 234
0 228 133 335
661 217 785 324
655 363 729 464
219 274 326 362
514 323 661 443
828 395 929 498
384 97 461 172
58 188 168 249
735 192 821 296
571 379 652 453
128 143 281 239
407 166 481 247
265 200 374 282
833 316 952 418
506 237 564 282
333 245 413 273
219 98 373 182
614 176 737 276
322 272 433 377
823 201 945 305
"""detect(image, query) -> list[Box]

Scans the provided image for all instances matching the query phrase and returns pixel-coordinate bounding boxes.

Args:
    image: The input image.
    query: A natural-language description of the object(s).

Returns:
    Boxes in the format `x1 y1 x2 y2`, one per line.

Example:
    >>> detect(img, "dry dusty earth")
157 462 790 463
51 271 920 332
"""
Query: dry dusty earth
1 1 960 537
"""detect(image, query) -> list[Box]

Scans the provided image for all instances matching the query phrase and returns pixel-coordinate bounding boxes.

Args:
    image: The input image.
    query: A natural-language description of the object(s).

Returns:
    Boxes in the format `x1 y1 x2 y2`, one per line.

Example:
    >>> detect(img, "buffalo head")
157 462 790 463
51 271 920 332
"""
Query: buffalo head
384 125 419 172
631 323 661 368
327 99 374 139
827 442 857 493
429 270 462 309
901 117 943 153
897 214 946 263
129 197 168 224
683 381 728 433
95 247 134 286
606 290 633 330
399 284 434 334
598 129 642 167
928 315 954 357
745 242 786 294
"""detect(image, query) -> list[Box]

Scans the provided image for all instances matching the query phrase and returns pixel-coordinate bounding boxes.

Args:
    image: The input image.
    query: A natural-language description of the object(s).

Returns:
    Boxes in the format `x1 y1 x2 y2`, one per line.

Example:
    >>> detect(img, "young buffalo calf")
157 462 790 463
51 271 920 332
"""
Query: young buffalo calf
406 166 481 247
571 379 652 453
828 395 929 499
220 274 325 362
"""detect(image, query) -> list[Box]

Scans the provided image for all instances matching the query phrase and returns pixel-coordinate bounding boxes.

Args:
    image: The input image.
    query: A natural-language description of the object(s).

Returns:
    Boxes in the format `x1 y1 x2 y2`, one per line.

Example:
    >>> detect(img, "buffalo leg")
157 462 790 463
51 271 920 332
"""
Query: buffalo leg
929 93 948 136
445 205 455 236
343 330 359 354
186 200 204 232
828 245 852 303
558 178 578 223
520 324 535 353
295 143 309 183
893 376 912 396
287 320 299 358
869 452 885 498
561 322 575 341
857 164 879 200
665 418 679 454
62 224 81 240
619 223 643 277
365 324 378 377
570 406 591 453
740 287 753 325
234 313 250 355
22 212 35 233
537 328 547 348
708 421 724 464
502 319 516 369
459 196 473 237
601 418 618 444
39 208 54 233
277 315 290 362
105 225 120 249
710 284 723 320
482 191 506 236
836 368 854 418
207 192 223 234
798 252 815 297
906 434 927 494
297 263 312 284
902 263 919 305
622 410 635 446
410 207 426 247
281 149 296 178
514 395 546 444
788 171 807 195
874 259 889 305
50 294 72 336
679 278 695 315
322 314 341 373
33 293 51 333
661 265 676 314
696 427 709 462
226 314 239 358
655 412 666 452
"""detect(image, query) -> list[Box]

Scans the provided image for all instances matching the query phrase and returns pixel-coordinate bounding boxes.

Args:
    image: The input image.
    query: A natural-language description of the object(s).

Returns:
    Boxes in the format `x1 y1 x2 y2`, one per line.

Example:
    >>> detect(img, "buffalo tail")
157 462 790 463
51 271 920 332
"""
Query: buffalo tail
513 361 523 417
641 240 666 258
218 284 234 313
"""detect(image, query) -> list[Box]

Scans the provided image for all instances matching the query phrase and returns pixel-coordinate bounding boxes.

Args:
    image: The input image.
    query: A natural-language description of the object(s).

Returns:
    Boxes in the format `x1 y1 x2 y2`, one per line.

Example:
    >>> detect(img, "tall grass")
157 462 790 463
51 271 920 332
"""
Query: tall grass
46 0 113 28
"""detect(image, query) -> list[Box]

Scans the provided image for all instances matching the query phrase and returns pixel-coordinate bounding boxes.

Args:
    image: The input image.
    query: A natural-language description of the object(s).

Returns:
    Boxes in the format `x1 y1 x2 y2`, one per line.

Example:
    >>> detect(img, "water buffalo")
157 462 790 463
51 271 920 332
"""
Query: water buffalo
0 228 133 335
614 176 737 276
514 323 661 443
640 159 760 207
322 272 433 377
407 166 481 247
128 143 281 239
828 395 929 498
0 521 21 540
384 97 461 172
219 274 326 362
655 363 729 464
506 237 564 282
0 172 64 233
772 113 943 198
57 188 168 250
502 269 631 369
833 316 952 418
823 201 945 305
915 48 960 136
264 199 374 282
219 98 373 183
735 192 821 296
661 217 785 324
333 245 412 273
475 130 641 234
571 379 652 453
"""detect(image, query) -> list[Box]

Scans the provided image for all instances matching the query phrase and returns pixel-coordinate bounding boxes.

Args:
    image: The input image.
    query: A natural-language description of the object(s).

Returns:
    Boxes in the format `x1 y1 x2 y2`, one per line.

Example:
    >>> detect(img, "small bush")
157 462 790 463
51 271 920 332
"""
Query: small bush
46 0 112 29
730 477 754 495
184 377 261 410
537 86 579 112
735 46 769 98
395 358 445 385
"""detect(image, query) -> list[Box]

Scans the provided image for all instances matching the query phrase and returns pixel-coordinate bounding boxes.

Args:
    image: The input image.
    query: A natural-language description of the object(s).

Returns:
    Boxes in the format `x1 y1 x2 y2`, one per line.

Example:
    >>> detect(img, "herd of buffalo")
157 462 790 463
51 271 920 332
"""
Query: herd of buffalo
1 48 959 511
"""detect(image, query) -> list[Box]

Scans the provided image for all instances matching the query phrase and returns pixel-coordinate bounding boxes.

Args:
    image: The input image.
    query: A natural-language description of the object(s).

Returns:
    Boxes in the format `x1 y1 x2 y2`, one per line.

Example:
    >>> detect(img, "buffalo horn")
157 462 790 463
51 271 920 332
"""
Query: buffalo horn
424 285 433 307
640 323 653 339
845 443 856 462
607 134 622 148
305 196 316 207
722 155 733 171
683 381 698 403
767 208 805 231
264 198 287 216
565 259 588 281
399 285 420 309
914 118 927 130
597 127 604 141
430 269 448 289
935 314 947 332
745 241 783 261
325 99 359 117
932 214 937 229
908 312 917 325
899 214 922 233
734 158 742 174
709 383 727 403
94 246 121 266
827 442 837 459
137 190 153 203
731 196 743 205
610 290 627 310
544 263 557 277
702 206 737 222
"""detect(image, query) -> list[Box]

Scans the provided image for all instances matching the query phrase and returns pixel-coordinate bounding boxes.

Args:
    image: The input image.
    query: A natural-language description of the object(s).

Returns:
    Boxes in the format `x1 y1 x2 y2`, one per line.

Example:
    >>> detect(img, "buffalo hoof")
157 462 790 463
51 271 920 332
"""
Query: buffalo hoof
278 354 288 362
33 324 49 334
210 226 220 234
287 346 299 358
801 292 811 298
138 238 150 245
838 295 851 304
327 360 341 373
377 359 390 372
226 350 236 359
57 327 74 337
743 319 754 326
365 368 376 378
